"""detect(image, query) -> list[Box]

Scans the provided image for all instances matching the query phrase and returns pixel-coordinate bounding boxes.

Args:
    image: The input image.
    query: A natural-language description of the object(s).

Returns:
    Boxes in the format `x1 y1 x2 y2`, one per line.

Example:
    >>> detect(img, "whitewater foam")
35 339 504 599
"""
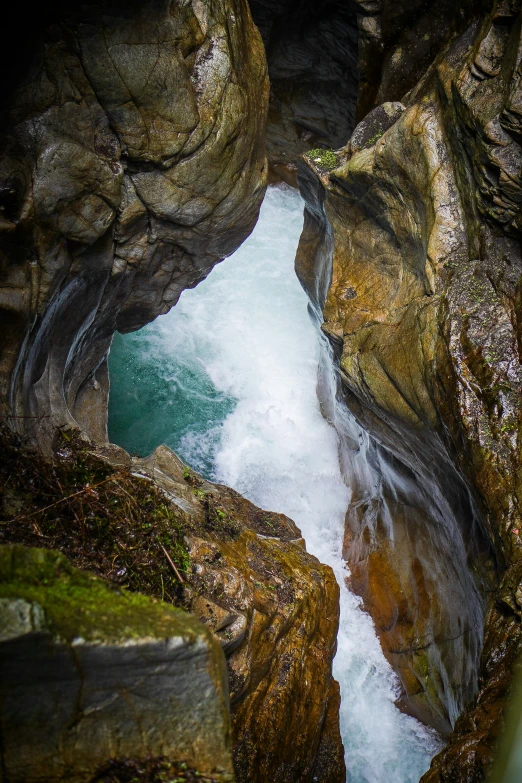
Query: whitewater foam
109 184 443 782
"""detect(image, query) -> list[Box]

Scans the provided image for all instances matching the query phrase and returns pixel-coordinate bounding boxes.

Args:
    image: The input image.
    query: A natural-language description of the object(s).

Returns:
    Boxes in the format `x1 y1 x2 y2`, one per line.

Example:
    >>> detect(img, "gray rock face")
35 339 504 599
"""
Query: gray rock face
0 0 268 445
355 0 478 120
247 0 359 174
347 101 405 153
0 544 234 783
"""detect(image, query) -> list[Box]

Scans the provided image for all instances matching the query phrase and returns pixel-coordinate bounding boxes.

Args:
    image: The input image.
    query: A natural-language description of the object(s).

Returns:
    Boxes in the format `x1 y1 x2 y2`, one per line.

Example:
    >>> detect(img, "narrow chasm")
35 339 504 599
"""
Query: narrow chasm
3 1 522 781
108 184 443 781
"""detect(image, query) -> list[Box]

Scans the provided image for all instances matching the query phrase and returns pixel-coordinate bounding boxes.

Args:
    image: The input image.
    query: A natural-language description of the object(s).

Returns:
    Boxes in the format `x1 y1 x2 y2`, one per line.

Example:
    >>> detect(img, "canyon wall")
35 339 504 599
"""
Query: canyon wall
296 0 522 775
0 0 268 446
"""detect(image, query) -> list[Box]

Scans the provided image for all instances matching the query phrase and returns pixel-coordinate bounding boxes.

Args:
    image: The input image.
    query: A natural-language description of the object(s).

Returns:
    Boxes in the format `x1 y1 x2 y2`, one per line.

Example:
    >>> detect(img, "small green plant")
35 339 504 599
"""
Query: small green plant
306 147 339 171
364 129 384 147
182 465 201 488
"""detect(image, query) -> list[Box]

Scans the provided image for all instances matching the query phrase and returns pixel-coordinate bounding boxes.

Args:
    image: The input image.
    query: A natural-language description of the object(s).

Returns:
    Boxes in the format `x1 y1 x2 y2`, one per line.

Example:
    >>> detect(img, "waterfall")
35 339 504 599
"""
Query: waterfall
108 184 443 782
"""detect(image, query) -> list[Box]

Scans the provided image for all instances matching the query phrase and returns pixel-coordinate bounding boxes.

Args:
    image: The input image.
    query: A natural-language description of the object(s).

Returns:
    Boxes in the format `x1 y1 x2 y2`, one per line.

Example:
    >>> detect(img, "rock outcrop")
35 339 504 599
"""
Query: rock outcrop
296 0 522 774
0 429 344 782
0 0 268 445
0 543 234 783
133 445 345 783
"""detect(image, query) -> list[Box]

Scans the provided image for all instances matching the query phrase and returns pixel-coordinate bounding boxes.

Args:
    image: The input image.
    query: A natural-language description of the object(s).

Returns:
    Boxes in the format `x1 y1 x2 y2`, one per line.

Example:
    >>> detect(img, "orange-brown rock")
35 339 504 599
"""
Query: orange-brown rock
130 445 345 783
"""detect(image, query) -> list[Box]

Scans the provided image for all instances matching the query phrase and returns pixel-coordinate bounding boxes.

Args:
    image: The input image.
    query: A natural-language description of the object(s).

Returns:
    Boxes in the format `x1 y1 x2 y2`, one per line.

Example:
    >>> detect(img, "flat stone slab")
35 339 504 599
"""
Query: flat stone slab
0 545 234 783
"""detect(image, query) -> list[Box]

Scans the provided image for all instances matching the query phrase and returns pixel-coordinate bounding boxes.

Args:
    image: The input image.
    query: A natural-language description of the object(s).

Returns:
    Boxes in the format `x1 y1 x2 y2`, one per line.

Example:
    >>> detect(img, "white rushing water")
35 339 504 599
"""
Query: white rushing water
110 185 442 781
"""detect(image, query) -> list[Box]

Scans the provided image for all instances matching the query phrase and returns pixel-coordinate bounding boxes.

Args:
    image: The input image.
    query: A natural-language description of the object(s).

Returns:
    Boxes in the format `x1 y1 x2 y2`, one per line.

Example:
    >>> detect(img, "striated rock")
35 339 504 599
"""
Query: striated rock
297 0 522 768
0 0 268 445
0 544 234 783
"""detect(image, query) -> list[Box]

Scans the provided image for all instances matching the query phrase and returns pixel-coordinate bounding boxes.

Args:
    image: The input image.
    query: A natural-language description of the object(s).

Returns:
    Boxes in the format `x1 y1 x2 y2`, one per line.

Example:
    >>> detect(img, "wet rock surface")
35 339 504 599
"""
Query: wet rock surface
422 562 522 781
297 0 522 774
0 0 268 445
135 445 345 783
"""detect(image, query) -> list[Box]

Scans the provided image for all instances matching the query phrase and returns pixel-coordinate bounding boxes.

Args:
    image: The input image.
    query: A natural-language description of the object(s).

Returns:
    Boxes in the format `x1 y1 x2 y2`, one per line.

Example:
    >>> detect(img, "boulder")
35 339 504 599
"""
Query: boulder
0 544 234 782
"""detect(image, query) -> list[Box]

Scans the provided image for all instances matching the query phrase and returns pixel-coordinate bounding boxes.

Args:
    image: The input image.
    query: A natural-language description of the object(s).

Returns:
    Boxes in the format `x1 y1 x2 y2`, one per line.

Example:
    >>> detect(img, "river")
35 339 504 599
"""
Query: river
108 184 442 782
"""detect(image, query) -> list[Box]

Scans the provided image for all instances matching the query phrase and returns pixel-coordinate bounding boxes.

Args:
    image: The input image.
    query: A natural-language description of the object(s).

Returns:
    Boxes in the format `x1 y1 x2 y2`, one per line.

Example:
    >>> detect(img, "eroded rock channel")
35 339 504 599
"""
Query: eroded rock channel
1 1 522 782
108 184 442 781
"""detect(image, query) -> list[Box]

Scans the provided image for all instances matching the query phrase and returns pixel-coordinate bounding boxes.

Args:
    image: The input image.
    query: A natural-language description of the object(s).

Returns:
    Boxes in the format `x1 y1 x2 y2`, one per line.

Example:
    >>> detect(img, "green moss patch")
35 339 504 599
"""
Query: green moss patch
0 544 194 643
306 148 339 171
364 130 384 147
0 427 190 607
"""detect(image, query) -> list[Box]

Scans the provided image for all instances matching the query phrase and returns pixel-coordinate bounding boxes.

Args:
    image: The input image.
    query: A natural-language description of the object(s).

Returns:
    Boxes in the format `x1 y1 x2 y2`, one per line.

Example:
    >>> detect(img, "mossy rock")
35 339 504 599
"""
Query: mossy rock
0 427 190 607
305 148 340 171
0 545 234 783
0 544 196 644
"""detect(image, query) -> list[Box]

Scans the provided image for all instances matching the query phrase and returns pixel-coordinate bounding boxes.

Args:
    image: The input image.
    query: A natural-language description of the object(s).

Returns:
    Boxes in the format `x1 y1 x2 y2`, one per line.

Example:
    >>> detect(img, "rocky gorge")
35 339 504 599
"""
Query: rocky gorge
1 1 522 782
